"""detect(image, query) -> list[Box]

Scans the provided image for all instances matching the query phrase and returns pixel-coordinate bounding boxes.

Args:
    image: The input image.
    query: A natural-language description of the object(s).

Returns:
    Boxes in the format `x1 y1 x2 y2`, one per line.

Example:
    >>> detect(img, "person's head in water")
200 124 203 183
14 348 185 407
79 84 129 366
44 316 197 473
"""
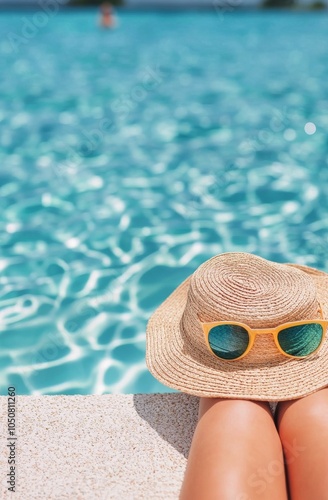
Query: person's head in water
101 2 112 15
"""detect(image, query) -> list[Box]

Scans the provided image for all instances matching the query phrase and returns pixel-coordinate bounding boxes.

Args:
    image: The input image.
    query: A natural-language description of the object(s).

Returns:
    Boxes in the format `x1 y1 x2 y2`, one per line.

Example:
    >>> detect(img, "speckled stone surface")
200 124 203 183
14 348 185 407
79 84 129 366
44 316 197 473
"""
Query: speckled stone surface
0 394 277 499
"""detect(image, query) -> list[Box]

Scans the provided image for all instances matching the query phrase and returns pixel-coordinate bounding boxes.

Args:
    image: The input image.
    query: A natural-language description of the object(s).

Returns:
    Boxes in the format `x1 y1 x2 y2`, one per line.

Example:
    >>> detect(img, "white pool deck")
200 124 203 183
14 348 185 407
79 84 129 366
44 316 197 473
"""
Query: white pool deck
0 393 277 499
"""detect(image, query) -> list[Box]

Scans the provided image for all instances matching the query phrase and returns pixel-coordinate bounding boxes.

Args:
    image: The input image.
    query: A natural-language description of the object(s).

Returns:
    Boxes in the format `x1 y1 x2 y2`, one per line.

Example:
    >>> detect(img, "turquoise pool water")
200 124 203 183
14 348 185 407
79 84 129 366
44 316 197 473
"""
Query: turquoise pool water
0 10 328 395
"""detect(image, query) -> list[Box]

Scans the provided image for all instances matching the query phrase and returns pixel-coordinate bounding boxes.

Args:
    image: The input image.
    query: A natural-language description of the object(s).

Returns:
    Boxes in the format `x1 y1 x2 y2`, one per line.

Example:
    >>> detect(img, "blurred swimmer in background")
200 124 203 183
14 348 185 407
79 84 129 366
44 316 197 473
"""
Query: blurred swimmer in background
99 2 116 29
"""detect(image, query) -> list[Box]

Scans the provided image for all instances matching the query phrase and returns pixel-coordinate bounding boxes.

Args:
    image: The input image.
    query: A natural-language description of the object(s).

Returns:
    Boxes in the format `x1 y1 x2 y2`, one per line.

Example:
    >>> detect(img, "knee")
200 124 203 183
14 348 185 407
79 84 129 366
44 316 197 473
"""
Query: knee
277 389 328 435
277 389 328 454
186 400 287 498
199 399 281 452
199 398 273 426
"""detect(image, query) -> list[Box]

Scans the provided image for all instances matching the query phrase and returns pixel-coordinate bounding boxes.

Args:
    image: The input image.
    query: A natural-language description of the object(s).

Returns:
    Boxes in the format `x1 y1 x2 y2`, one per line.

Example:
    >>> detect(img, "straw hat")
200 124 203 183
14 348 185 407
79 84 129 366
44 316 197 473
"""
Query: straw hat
146 252 328 401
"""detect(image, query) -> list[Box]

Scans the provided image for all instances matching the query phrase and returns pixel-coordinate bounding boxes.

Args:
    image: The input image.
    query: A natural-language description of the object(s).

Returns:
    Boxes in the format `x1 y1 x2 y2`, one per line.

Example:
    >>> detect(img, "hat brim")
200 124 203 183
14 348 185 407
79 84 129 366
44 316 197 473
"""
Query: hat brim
146 263 328 401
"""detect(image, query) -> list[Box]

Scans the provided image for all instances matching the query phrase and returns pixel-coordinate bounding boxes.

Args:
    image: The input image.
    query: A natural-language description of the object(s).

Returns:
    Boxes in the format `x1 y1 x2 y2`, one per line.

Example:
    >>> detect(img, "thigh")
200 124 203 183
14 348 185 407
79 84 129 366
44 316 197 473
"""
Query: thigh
276 387 328 500
179 398 288 500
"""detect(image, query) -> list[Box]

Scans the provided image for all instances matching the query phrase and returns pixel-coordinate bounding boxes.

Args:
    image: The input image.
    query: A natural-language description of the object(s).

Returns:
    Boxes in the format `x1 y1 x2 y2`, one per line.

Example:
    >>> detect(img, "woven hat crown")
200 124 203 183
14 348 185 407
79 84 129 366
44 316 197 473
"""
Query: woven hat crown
181 253 319 364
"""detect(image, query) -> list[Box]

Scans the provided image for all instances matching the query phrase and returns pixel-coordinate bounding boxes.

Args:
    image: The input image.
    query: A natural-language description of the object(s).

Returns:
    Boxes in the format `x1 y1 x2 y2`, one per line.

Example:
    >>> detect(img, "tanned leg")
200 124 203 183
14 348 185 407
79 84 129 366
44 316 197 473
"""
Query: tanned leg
179 398 288 500
276 387 328 500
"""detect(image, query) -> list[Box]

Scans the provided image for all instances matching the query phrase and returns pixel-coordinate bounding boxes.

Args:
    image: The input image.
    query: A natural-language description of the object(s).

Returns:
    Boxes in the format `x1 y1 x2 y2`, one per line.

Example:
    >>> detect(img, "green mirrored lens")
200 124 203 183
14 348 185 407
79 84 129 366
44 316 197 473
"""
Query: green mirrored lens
208 324 249 360
278 323 323 357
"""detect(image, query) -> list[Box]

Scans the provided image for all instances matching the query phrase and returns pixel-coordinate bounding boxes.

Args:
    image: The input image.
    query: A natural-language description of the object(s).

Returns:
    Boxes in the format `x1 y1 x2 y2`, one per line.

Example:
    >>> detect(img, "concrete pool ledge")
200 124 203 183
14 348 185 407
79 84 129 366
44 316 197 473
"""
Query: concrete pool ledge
0 393 200 500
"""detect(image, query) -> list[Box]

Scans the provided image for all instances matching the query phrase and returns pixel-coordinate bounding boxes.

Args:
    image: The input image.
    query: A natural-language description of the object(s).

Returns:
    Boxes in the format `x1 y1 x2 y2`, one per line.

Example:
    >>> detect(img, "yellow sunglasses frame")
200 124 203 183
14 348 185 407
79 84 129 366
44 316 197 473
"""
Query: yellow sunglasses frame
199 303 328 361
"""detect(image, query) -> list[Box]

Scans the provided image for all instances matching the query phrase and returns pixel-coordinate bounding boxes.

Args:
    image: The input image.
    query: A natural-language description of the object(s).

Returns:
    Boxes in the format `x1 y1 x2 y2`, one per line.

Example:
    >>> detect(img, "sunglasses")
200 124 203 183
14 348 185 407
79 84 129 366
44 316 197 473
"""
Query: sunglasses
199 303 328 361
